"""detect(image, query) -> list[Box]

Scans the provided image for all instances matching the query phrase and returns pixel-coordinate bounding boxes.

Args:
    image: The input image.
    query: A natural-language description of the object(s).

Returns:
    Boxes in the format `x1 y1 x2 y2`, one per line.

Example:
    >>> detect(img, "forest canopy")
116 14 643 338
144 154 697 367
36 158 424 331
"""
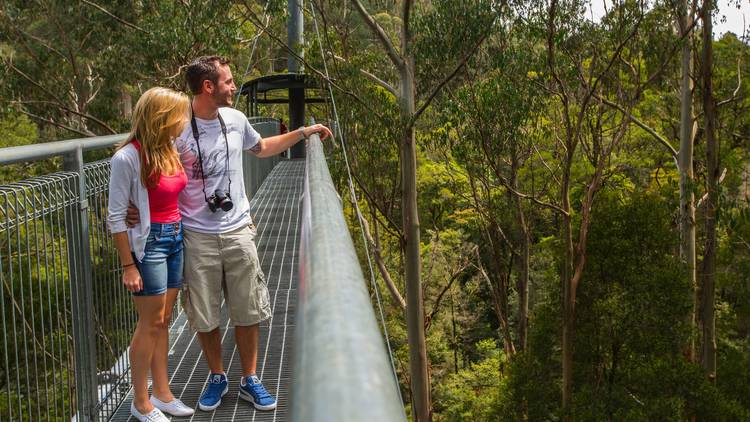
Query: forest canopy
1 1 749 421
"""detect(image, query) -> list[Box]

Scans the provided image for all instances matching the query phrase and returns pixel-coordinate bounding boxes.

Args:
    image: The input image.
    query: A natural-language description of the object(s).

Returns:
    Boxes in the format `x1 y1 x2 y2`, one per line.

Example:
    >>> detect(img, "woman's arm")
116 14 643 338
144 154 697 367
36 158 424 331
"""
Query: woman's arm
113 231 142 292
107 150 143 292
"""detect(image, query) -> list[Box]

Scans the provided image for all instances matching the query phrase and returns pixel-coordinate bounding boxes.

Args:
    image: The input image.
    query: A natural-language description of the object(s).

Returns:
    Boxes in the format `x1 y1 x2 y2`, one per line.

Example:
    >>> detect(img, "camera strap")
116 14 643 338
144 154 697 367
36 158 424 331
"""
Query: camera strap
191 107 232 203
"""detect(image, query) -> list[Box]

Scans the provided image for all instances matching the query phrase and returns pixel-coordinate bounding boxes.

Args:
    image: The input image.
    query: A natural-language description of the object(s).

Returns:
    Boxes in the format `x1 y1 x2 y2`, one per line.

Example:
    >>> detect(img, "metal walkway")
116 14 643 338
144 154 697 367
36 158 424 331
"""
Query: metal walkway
111 160 304 421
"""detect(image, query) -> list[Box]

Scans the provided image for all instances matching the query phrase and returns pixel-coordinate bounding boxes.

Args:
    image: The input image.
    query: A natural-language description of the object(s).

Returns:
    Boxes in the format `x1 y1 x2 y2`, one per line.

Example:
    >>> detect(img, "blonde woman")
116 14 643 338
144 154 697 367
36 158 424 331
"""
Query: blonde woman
108 87 195 421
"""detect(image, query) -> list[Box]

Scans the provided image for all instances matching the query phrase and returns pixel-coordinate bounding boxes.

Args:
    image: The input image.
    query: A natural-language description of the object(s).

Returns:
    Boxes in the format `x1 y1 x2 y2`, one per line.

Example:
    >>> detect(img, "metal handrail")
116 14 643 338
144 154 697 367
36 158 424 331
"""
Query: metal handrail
293 134 406 421
0 117 279 166
0 134 127 165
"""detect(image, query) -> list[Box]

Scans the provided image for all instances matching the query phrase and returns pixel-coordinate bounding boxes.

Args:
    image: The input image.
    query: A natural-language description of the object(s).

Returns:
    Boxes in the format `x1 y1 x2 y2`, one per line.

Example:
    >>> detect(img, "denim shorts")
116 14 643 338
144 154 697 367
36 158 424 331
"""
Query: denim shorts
133 221 184 296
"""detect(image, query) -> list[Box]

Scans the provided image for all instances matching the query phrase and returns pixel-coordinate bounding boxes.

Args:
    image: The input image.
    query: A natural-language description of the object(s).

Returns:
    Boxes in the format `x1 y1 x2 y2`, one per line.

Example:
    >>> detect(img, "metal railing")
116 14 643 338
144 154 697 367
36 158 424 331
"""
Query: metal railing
293 134 406 421
245 117 282 196
0 118 279 421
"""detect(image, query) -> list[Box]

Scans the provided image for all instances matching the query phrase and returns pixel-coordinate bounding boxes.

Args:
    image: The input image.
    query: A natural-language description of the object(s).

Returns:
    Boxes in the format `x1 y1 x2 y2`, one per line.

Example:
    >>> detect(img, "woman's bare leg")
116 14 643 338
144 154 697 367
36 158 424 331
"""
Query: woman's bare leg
131 294 167 414
150 288 180 402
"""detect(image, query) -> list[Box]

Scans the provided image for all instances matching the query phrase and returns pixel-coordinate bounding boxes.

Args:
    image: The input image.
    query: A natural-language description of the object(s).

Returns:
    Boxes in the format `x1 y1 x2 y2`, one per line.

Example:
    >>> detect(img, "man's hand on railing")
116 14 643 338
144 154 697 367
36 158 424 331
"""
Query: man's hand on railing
126 202 140 228
122 266 143 293
302 124 333 141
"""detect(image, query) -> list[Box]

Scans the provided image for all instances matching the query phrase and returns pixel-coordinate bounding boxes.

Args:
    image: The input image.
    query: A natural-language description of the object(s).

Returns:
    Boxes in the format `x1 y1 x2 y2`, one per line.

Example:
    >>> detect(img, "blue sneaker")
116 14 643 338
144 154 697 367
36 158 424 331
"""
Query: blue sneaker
239 375 277 411
198 373 228 411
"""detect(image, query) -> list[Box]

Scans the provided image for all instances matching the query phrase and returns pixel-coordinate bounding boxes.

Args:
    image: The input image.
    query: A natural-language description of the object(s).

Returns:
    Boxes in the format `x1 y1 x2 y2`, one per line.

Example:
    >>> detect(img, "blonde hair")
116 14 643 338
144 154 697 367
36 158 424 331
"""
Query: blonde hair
121 87 189 188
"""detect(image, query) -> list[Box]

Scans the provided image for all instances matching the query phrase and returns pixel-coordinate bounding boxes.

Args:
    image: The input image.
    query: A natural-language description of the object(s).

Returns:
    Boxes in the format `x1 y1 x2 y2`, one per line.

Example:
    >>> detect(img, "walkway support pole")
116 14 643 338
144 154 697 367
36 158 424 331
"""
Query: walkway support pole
63 146 98 420
293 134 406 421
288 0 306 158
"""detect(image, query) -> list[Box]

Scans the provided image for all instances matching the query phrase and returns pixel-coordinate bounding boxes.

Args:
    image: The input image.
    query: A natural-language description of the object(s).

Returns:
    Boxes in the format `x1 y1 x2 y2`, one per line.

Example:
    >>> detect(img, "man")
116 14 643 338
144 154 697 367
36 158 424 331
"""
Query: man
131 56 331 412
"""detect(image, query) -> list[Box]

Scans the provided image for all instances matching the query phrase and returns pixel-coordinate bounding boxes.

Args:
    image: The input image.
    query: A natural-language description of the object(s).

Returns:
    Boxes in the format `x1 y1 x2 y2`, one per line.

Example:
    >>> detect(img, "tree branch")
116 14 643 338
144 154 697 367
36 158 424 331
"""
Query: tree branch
330 53 398 96
360 208 406 312
7 23 67 61
717 58 742 108
4 60 68 108
411 29 492 125
351 170 403 238
696 168 727 208
573 11 644 144
351 0 405 70
10 100 116 134
499 175 569 215
594 94 678 159
425 251 473 331
81 0 150 34
402 0 412 57
17 109 93 137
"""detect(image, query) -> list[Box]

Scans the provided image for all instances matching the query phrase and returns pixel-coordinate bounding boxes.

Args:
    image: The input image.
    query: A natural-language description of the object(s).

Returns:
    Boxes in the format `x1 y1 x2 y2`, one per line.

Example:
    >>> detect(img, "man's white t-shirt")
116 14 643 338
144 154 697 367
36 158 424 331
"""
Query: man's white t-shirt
175 107 261 233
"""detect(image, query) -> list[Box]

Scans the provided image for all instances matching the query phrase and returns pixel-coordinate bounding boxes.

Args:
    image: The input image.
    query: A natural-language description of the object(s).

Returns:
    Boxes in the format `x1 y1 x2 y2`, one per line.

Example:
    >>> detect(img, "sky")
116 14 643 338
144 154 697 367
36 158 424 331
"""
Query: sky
587 0 749 39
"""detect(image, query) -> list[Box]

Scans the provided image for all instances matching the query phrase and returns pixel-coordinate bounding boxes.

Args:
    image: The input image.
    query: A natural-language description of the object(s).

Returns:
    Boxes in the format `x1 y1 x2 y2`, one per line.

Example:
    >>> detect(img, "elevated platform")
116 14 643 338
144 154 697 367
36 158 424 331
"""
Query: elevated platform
111 160 304 421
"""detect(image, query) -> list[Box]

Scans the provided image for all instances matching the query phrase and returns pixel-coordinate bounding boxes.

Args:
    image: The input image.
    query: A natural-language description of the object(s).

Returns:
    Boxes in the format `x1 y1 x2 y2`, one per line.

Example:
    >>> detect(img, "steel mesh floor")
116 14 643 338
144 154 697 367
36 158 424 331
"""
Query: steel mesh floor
110 160 303 421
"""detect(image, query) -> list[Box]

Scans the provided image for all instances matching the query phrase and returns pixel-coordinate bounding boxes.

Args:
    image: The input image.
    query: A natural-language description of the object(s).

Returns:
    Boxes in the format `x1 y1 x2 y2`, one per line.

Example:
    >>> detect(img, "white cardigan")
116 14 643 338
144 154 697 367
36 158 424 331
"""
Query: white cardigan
107 143 152 262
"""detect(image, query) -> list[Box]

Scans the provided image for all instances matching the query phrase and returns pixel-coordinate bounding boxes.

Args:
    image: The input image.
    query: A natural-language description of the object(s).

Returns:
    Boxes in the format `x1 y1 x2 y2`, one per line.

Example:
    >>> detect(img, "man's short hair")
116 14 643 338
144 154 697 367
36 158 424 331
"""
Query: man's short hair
185 56 231 95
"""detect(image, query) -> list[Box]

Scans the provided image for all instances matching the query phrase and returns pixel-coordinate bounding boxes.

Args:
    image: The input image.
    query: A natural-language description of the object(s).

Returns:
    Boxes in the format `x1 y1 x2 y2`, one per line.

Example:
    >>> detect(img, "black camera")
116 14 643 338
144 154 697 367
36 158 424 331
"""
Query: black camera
207 190 233 212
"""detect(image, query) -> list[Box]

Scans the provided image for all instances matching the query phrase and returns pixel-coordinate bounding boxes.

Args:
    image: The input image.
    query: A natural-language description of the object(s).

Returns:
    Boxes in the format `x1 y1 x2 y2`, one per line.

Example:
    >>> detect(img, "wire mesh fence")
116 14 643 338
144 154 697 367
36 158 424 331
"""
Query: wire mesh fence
0 171 86 421
0 163 139 421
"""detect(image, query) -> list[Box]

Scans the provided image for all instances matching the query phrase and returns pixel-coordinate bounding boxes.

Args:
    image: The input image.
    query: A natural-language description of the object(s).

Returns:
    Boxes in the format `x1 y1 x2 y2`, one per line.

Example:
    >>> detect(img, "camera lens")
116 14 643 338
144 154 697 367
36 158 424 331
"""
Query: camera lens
218 192 233 211
219 199 233 211
208 190 233 212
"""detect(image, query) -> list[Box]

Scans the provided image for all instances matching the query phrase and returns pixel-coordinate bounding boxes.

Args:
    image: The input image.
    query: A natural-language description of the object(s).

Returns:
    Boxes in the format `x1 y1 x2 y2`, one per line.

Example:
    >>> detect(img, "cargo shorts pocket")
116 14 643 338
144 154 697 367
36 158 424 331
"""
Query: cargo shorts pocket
255 273 271 321
180 286 193 320
181 285 204 331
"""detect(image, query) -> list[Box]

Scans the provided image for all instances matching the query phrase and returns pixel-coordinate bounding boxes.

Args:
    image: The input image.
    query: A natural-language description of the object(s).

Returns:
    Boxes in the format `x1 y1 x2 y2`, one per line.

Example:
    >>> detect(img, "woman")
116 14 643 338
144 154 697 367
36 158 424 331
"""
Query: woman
108 87 194 421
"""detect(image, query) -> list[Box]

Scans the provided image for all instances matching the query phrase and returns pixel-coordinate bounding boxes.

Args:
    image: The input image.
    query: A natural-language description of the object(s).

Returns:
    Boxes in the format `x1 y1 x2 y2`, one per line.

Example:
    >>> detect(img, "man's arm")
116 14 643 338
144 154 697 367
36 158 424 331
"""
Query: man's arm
126 203 140 227
253 123 333 158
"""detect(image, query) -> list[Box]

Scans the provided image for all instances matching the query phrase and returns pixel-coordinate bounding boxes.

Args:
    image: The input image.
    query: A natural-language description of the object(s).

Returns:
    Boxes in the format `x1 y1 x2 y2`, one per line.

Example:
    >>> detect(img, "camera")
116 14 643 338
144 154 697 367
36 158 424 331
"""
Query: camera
207 189 233 212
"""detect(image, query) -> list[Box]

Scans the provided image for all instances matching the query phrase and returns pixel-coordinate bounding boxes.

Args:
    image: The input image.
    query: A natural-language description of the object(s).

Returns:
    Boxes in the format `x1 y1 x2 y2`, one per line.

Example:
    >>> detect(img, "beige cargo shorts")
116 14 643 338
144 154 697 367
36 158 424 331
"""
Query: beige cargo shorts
181 223 271 332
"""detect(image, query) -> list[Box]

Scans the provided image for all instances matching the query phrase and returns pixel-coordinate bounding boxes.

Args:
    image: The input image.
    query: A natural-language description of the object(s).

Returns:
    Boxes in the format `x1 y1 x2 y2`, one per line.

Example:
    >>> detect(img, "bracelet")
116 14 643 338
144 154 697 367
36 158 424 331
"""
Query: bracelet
122 262 136 269
299 127 307 141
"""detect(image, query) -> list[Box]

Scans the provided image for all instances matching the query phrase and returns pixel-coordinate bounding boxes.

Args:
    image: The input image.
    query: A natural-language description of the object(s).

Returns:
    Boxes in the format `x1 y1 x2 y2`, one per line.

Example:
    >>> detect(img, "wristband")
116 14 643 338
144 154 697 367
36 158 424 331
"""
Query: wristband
123 262 136 269
299 127 307 141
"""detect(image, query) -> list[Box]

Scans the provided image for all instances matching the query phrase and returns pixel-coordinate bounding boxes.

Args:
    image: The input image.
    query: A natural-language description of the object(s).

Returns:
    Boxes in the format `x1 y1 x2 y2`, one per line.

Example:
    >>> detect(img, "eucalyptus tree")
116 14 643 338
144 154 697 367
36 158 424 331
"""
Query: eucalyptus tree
699 0 718 382
344 2 498 420
675 0 699 361
596 0 700 359
0 1 132 136
531 0 685 413
0 0 241 138
440 37 545 355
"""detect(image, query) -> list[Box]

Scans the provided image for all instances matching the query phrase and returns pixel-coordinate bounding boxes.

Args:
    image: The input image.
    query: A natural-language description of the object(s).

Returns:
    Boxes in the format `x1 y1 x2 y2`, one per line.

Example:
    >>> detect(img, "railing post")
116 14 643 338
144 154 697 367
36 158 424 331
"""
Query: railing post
63 146 98 420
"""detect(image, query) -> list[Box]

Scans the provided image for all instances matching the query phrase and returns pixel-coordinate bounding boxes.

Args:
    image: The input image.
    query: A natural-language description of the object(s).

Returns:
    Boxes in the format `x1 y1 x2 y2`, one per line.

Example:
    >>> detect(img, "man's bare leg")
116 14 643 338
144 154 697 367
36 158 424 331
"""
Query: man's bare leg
198 328 224 374
236 323 276 410
235 324 259 376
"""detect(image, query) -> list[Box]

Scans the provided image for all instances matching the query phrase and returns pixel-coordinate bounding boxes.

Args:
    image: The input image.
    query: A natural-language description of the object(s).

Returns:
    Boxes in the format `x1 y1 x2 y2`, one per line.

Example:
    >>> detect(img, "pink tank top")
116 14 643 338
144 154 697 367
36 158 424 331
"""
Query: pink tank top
132 140 187 223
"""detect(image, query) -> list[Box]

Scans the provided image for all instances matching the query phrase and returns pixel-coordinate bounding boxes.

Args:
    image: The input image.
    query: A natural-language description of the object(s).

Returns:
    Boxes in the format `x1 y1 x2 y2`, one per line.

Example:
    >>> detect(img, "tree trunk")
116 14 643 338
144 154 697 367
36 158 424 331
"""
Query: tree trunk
119 88 132 119
678 0 698 363
561 156 575 414
401 56 431 421
517 217 530 352
364 209 407 311
511 157 530 352
700 0 718 382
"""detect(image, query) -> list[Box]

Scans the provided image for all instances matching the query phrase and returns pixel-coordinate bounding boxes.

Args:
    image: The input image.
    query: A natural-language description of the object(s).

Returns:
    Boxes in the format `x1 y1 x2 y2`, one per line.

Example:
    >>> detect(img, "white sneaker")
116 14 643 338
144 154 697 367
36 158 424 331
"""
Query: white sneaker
130 402 170 422
150 396 195 417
